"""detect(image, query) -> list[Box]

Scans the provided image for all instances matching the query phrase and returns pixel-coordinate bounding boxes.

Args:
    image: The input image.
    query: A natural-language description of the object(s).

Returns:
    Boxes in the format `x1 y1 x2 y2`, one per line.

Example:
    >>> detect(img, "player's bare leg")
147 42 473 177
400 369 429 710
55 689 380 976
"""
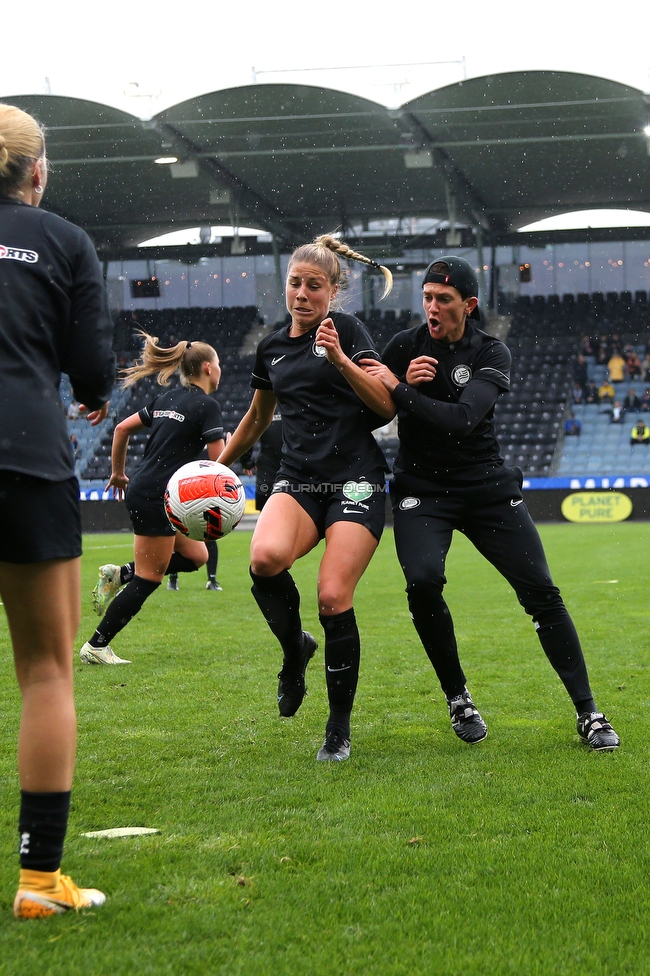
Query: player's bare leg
0 558 105 918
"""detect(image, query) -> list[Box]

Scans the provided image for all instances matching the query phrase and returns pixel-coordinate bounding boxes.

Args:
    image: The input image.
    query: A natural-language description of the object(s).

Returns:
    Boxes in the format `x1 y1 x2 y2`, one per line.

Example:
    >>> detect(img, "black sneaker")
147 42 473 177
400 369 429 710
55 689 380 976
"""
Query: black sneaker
277 631 318 717
316 730 351 762
577 712 620 751
448 688 488 744
205 579 222 591
167 574 179 591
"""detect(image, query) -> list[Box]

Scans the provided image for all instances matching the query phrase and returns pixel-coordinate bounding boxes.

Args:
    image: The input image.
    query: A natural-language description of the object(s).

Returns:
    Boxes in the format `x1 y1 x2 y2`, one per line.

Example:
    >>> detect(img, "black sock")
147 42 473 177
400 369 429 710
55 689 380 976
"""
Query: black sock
533 607 594 705
320 608 359 739
206 540 218 579
250 568 303 666
120 561 135 585
91 575 160 646
575 698 598 715
406 581 466 699
19 791 70 872
166 553 198 574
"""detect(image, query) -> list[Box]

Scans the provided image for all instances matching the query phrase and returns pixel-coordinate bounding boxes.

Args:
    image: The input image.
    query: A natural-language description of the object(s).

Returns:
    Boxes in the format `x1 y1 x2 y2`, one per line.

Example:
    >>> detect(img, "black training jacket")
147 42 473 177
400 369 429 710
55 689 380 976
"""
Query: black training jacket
0 196 115 480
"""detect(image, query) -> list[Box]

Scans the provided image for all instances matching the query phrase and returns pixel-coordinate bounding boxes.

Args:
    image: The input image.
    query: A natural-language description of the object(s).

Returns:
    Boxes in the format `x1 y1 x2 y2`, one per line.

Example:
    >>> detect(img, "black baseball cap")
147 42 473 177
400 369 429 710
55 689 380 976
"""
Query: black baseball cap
423 255 481 320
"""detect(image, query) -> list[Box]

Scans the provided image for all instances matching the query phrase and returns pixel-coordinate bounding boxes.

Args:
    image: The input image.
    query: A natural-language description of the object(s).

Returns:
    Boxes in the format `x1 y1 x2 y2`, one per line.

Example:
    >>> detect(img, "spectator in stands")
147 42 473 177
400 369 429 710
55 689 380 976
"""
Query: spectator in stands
573 354 588 393
598 379 615 404
640 389 650 411
571 383 584 405
80 333 225 665
579 335 595 356
630 419 650 446
596 340 610 365
0 102 114 918
565 413 581 436
642 352 650 382
610 401 624 424
623 389 641 413
626 350 642 380
69 433 79 457
218 234 395 763
585 381 599 405
66 399 80 420
607 349 626 384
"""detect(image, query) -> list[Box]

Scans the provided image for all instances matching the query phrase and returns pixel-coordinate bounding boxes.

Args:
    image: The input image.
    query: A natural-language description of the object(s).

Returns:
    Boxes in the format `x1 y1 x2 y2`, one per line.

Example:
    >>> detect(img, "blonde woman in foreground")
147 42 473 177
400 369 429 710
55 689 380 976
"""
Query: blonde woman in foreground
0 103 114 918
220 235 395 761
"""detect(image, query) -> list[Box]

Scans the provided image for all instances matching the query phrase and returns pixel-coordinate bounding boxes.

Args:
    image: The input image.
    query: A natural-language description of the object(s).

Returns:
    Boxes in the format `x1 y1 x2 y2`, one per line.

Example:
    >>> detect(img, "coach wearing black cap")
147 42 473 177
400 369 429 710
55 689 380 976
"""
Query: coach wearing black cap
362 255 619 752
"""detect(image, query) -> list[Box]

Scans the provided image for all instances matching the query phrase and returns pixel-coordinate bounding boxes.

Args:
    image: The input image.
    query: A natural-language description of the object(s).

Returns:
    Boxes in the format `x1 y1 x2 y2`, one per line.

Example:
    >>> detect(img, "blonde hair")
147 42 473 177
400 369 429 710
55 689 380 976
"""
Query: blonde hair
289 234 393 302
0 103 46 195
121 331 217 388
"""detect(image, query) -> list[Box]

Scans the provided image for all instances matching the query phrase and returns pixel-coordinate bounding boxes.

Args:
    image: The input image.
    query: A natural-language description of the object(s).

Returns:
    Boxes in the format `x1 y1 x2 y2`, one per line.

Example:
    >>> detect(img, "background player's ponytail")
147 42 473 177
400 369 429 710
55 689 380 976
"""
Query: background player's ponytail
289 234 393 302
0 103 46 196
121 331 217 389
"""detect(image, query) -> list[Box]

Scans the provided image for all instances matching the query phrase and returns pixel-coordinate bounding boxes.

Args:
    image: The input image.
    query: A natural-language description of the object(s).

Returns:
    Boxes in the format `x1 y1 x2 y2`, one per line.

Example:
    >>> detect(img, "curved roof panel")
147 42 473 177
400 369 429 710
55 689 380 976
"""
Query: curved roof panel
402 71 650 231
3 71 650 253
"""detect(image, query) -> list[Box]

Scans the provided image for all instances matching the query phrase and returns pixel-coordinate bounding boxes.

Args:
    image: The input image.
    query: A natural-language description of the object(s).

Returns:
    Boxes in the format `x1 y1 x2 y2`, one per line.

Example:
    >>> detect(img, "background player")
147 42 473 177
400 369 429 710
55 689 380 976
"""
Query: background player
219 235 395 761
241 408 283 511
81 333 225 664
0 103 114 917
363 256 619 752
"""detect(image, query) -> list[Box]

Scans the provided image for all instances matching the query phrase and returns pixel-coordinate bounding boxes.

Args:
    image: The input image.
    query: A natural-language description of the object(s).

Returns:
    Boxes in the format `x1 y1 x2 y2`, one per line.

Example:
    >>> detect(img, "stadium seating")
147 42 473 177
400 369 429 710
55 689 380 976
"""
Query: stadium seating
75 293 650 485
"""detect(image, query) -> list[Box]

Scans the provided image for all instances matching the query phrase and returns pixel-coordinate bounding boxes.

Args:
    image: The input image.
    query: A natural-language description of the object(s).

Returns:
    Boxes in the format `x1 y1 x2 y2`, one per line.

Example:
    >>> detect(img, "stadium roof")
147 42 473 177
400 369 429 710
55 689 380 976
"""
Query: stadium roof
5 70 650 256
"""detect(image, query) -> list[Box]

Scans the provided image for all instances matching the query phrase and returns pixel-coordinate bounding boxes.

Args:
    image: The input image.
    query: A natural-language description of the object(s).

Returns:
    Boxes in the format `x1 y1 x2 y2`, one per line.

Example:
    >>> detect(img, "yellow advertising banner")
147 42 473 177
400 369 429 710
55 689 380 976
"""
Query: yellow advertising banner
561 492 633 523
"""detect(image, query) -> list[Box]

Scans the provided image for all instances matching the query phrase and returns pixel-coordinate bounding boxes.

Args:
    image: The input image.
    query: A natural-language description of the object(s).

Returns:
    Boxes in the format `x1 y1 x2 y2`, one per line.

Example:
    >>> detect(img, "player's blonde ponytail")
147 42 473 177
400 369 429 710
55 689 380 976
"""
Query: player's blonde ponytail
314 234 393 301
289 234 393 302
121 331 217 388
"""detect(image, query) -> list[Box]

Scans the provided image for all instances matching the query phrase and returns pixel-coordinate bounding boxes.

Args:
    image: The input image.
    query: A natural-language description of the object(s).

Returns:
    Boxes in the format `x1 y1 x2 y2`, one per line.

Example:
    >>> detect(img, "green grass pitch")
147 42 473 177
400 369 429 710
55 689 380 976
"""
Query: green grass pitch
1 522 649 975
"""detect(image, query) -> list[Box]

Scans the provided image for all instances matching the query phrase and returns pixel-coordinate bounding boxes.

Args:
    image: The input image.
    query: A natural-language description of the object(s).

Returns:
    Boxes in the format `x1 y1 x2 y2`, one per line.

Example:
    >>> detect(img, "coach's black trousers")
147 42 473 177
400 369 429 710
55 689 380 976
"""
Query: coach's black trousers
391 468 593 705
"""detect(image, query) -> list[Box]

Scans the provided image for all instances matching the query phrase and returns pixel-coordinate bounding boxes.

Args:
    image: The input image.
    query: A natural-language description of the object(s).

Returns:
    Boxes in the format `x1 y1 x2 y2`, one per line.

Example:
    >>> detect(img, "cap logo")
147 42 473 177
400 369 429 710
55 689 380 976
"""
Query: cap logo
424 272 452 286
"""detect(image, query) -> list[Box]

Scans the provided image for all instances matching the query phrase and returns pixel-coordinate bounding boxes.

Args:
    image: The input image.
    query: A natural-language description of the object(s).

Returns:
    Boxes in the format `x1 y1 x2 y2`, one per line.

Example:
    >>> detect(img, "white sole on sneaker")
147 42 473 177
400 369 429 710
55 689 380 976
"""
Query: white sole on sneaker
79 642 131 665
14 886 106 917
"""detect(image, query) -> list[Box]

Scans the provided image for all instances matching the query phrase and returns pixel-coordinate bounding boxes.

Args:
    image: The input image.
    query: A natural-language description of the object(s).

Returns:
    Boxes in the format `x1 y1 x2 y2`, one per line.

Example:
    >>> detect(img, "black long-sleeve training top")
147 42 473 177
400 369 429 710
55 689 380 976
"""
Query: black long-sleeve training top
0 196 115 480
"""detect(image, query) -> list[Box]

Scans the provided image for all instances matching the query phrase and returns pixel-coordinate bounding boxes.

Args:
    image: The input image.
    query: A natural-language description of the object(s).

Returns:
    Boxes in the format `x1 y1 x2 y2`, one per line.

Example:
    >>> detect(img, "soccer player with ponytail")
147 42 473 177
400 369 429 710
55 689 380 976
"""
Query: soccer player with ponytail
80 333 225 664
219 234 395 761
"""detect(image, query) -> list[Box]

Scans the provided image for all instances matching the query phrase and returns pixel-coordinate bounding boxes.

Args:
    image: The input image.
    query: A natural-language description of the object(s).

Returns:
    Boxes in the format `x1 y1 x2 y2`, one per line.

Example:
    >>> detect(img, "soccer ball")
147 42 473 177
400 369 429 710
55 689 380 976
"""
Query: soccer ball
164 460 246 541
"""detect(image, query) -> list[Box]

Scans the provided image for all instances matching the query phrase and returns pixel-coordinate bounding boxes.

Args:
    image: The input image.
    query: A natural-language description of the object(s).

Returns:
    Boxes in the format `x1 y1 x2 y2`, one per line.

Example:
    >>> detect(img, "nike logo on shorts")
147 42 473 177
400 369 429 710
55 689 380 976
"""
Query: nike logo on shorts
342 507 362 514
510 498 523 507
271 356 286 365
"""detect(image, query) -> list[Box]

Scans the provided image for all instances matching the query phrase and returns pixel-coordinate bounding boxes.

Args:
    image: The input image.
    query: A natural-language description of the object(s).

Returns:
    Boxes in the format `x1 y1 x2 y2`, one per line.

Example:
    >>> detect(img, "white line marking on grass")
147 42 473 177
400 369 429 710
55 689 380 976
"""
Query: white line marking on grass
81 827 160 838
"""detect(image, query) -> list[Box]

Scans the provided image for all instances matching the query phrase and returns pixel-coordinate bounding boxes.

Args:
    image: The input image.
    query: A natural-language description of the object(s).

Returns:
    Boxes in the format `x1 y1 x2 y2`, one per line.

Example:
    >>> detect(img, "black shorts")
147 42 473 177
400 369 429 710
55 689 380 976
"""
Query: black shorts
0 472 82 564
270 472 386 541
124 487 175 537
